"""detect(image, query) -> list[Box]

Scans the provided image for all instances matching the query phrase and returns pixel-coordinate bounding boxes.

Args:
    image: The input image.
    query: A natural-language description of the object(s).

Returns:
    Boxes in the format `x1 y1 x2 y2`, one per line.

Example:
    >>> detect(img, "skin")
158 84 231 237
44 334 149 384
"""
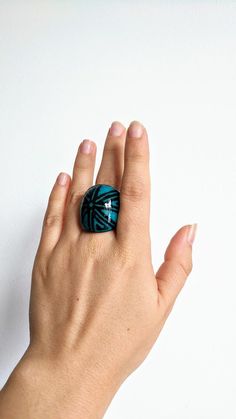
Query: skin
0 121 197 419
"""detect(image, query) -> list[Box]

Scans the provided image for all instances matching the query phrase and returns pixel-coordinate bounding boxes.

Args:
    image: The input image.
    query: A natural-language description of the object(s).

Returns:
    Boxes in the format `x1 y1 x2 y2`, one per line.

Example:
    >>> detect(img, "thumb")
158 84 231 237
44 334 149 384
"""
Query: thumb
156 224 197 313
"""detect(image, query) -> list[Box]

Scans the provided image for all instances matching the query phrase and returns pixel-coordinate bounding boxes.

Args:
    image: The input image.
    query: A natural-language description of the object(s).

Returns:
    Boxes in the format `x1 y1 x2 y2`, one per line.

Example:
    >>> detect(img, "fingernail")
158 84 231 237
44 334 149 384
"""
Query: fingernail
57 172 68 186
128 121 144 138
80 139 93 154
187 223 198 245
109 121 124 137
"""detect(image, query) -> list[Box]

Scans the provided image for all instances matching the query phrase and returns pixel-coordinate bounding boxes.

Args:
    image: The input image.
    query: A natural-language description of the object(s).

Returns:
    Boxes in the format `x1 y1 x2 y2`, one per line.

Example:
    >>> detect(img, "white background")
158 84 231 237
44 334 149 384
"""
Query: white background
0 1 236 418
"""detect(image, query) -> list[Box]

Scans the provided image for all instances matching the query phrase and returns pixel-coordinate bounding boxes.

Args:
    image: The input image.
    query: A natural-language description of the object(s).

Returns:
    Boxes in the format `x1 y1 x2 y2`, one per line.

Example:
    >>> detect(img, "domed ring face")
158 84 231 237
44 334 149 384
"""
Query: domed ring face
80 184 120 233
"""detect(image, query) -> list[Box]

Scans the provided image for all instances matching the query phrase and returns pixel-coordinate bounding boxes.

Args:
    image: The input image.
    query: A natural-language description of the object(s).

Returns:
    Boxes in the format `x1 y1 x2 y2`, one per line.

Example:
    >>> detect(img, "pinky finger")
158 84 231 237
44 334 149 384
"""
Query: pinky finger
37 172 71 259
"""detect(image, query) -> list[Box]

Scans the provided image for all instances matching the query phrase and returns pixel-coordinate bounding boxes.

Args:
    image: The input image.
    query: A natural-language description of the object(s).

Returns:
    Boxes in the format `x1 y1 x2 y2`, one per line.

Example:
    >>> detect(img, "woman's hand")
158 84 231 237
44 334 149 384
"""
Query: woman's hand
0 121 196 419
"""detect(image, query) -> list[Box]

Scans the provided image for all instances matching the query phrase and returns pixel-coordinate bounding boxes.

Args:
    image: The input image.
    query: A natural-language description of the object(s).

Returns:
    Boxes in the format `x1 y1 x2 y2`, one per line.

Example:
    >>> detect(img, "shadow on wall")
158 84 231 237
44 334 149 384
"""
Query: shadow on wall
0 211 42 387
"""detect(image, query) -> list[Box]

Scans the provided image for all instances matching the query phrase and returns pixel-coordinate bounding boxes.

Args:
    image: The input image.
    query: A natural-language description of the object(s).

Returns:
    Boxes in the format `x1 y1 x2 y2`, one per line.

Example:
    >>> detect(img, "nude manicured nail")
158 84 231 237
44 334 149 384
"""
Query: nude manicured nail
128 121 144 138
57 172 68 186
109 121 124 137
80 140 93 154
187 223 198 245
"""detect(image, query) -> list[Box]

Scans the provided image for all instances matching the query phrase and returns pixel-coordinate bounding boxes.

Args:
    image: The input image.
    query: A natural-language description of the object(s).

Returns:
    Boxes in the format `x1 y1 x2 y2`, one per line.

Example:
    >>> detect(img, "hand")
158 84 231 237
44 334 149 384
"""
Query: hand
0 121 196 419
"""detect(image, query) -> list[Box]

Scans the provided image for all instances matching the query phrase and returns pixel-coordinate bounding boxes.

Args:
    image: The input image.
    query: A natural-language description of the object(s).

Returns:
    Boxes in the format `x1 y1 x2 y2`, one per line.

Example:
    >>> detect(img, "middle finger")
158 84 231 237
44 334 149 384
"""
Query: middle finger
96 121 126 190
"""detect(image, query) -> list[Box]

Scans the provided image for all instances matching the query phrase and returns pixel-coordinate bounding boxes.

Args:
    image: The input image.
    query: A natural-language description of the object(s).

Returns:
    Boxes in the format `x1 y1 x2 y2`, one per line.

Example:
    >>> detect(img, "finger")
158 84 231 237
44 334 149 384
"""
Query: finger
96 121 126 189
156 224 197 314
116 121 150 241
37 172 71 258
63 140 96 237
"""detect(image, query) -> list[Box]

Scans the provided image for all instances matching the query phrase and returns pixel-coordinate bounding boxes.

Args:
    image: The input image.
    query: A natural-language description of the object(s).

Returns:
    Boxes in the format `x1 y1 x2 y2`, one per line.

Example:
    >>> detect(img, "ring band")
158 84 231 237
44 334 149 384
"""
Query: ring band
80 184 120 233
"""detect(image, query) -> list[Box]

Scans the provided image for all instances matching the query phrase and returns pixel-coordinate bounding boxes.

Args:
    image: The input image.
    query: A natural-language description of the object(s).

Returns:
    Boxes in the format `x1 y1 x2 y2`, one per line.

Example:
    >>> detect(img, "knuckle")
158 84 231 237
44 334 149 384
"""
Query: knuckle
69 190 83 205
179 259 193 277
97 176 121 189
75 163 88 172
85 235 102 258
126 151 145 163
104 144 123 157
43 213 62 228
80 235 109 263
103 145 116 155
114 243 137 269
74 157 93 172
174 259 193 279
163 258 193 291
48 194 60 205
121 179 146 202
32 258 48 281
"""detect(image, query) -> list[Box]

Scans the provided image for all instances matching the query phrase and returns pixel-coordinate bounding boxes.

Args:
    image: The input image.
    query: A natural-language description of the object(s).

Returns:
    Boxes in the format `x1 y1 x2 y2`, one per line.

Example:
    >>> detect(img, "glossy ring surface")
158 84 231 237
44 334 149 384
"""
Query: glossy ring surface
80 184 120 233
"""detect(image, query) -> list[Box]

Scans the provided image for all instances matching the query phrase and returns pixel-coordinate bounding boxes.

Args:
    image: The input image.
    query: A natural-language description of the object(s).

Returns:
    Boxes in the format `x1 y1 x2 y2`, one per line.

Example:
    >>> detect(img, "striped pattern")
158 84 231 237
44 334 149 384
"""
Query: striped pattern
80 184 120 233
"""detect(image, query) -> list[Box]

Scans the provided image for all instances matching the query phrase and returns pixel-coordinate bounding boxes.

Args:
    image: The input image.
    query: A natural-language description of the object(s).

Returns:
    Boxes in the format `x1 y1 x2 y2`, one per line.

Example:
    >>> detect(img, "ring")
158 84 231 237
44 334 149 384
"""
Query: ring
80 184 120 233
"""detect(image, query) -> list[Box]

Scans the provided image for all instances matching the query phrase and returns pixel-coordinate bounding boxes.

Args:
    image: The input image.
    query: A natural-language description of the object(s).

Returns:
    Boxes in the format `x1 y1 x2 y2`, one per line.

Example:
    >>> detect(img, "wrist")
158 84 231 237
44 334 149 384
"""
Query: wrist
0 347 122 419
